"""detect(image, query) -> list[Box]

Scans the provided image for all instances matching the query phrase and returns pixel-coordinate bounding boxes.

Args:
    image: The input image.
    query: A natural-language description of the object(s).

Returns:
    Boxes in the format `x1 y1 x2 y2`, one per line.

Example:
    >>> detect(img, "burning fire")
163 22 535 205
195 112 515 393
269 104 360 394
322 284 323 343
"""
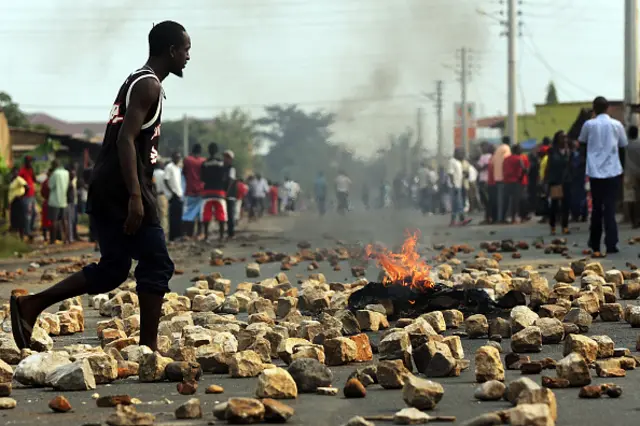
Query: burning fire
365 231 434 291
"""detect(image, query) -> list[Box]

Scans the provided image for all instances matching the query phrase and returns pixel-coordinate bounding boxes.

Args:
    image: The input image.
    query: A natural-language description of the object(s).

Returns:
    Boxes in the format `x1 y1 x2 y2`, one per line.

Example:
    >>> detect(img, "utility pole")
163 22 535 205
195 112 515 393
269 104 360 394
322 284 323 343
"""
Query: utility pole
182 114 189 157
458 47 470 156
507 0 517 145
625 0 639 134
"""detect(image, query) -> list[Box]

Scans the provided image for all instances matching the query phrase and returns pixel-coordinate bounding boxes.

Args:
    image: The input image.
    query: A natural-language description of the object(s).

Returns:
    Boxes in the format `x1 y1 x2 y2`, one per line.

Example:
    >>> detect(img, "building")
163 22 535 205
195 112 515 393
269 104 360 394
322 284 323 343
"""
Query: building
477 101 625 144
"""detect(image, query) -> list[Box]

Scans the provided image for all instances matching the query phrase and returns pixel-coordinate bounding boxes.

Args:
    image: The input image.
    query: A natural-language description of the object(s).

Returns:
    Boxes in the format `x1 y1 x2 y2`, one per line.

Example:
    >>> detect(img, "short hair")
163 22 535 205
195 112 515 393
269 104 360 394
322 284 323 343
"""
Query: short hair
542 137 551 146
512 144 522 155
149 21 186 57
593 96 609 114
502 135 511 146
192 143 202 155
208 143 218 157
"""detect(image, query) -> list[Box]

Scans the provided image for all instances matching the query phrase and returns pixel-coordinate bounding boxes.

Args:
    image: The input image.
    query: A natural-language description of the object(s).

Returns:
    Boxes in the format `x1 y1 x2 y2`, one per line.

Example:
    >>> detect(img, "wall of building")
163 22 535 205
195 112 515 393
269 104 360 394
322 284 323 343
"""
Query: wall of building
0 112 10 167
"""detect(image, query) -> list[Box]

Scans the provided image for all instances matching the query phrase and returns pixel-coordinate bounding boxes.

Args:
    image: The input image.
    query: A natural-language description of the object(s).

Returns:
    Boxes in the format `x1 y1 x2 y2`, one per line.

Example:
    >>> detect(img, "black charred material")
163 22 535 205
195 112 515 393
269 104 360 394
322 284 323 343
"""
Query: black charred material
348 281 526 318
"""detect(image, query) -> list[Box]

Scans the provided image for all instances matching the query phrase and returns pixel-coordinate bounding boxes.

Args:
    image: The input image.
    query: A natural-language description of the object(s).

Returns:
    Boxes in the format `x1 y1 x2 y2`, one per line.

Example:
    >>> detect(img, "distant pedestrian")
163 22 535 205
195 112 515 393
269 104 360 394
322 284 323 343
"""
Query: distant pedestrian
269 181 279 215
200 143 229 241
448 150 471 226
335 170 352 215
48 160 70 244
477 143 493 223
164 152 184 241
18 156 36 239
579 96 628 254
545 131 573 235
182 144 205 238
153 160 169 238
503 144 528 223
8 167 28 239
492 136 512 223
223 150 237 239
314 171 327 215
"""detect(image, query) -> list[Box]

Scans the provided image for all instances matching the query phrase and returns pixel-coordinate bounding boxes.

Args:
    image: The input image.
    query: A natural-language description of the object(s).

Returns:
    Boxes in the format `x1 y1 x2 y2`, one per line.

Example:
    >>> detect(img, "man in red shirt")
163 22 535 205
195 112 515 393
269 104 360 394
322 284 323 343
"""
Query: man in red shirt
181 144 205 238
18 156 36 239
520 151 531 221
502 144 528 223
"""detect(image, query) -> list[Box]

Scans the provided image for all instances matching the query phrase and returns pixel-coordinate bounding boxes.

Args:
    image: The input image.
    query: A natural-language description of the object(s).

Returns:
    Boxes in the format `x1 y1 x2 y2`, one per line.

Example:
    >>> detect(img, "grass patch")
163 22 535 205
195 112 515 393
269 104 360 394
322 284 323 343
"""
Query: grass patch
0 233 31 259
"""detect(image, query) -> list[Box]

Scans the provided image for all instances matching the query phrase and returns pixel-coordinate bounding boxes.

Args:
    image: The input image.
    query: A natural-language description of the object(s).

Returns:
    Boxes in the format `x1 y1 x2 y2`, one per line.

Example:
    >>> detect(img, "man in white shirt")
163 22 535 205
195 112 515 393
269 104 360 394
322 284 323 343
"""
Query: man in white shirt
578 96 628 254
164 152 184 241
153 162 169 238
417 161 432 215
335 171 352 214
448 149 471 226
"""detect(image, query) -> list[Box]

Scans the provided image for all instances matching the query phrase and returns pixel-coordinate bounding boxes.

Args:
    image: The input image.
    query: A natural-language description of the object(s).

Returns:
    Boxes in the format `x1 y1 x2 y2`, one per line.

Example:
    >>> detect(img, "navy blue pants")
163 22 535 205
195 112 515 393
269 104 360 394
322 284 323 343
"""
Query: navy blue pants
83 216 174 296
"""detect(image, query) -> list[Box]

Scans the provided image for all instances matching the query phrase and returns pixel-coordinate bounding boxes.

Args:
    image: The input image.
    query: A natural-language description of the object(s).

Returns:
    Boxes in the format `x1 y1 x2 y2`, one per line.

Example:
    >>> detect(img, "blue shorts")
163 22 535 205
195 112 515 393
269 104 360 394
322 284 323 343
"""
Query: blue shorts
82 216 174 296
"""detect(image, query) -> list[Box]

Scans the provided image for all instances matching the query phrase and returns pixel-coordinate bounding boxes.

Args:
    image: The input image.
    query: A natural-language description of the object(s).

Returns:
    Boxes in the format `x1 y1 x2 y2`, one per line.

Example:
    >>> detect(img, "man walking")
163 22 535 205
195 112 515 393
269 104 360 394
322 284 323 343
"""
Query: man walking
153 160 169 237
182 143 205 238
579 96 628 254
48 160 70 244
492 136 512 223
11 21 190 351
200 143 229 241
335 170 351 215
164 152 183 241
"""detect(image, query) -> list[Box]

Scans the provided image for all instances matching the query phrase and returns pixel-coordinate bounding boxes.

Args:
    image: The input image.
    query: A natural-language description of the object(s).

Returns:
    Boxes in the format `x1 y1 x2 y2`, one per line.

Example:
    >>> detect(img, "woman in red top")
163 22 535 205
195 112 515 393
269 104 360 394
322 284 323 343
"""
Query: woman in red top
269 182 279 215
519 152 531 221
502 144 528 223
40 169 53 243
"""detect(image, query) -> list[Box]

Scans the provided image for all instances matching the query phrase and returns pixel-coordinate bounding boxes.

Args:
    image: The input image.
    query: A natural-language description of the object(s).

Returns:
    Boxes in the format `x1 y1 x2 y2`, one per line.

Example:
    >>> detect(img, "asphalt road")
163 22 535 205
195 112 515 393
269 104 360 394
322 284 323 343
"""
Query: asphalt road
2 210 640 425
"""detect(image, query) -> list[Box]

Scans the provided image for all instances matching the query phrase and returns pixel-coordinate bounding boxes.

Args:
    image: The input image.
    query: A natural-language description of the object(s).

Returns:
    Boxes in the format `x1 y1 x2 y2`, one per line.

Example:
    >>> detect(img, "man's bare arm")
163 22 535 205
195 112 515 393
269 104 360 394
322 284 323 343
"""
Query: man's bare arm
116 78 161 197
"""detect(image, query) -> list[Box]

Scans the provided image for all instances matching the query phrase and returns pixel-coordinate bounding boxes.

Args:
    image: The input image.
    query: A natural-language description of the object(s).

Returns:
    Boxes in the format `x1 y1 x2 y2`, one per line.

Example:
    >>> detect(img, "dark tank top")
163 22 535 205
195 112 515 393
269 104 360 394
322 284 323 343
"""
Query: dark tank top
87 67 164 225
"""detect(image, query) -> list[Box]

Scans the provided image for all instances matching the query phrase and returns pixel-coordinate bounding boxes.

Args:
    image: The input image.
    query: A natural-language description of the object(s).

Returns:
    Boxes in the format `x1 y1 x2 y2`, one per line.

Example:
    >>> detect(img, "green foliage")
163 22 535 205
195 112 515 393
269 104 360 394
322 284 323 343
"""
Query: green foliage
0 232 30 259
545 81 559 105
0 92 30 128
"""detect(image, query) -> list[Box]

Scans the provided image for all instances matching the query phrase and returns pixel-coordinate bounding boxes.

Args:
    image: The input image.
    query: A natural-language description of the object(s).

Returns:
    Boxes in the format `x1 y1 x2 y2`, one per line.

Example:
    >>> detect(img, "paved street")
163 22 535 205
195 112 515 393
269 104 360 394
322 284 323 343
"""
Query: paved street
2 210 640 425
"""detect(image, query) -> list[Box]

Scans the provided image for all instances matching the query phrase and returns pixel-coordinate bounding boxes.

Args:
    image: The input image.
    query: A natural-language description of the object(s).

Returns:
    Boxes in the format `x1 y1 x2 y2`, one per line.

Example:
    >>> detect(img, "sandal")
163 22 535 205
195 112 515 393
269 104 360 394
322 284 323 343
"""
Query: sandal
10 296 33 350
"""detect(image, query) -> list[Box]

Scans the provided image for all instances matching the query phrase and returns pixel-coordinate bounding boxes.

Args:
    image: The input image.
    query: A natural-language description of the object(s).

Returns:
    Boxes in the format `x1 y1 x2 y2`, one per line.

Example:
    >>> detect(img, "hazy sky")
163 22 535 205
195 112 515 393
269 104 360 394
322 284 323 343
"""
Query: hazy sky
0 0 624 156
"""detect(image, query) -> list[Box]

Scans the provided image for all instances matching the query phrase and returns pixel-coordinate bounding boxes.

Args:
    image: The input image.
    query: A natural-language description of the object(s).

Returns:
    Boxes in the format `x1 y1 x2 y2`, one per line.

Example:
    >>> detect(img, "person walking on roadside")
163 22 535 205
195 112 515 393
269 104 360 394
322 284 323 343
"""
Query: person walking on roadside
10 21 190 352
492 136 512 223
335 170 352 215
18 156 36 240
8 167 28 240
200 143 229 241
477 144 494 223
448 149 471 226
222 150 237 239
182 143 205 238
164 152 184 241
579 96 628 255
48 160 70 244
545 131 573 235
153 160 169 237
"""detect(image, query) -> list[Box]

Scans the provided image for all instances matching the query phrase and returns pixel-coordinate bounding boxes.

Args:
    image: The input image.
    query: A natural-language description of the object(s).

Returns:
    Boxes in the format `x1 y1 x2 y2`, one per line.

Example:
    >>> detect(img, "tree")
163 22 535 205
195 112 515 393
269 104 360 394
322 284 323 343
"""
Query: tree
545 81 559 105
0 92 30 128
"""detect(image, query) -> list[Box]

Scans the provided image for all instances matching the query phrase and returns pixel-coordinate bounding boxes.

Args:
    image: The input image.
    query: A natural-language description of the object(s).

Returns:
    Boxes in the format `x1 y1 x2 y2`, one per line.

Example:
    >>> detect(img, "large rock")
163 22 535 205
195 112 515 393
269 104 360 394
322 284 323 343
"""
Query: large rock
246 263 261 278
489 317 512 338
229 350 264 378
335 310 361 336
510 306 539 333
517 388 558 422
139 352 172 382
620 282 640 300
379 330 411 362
556 353 591 386
600 303 623 322
420 312 447 333
355 310 389 332
0 360 12 383
475 346 504 382
575 291 600 315
465 314 489 338
563 334 598 363
256 367 298 399
30 326 54 352
591 335 615 359
0 338 21 365
14 352 71 386
443 310 464 329
226 397 265 424
72 352 118 384
505 377 540 405
605 270 624 287
563 308 592 332
474 380 506 401
554 267 575 283
377 360 411 389
46 359 97 391
442 336 464 359
277 338 313 365
175 398 202 420
509 403 554 426
324 338 357 366
534 318 564 344
165 361 202 382
401 375 444 410
287 358 332 392
511 327 542 353
348 334 373 362
263 398 295 423
394 407 430 425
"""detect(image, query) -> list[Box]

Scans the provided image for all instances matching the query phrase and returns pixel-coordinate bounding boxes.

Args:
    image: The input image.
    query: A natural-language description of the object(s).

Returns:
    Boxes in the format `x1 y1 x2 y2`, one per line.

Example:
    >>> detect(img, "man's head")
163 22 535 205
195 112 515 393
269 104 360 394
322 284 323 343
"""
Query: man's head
502 136 511 146
542 136 551 147
23 155 33 168
192 143 202 156
454 148 464 161
149 21 190 77
552 130 567 149
593 96 609 115
223 150 234 166
51 159 60 170
512 144 522 155
208 143 218 158
171 152 182 165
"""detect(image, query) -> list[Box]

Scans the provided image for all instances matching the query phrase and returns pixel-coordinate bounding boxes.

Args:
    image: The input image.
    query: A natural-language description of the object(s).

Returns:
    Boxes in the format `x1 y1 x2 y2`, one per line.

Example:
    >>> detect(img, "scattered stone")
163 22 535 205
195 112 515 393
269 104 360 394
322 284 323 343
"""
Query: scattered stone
394 407 430 425
465 314 489 338
534 318 564 344
226 397 265 424
619 282 640 299
343 416 374 426
460 413 503 426
541 376 570 389
49 395 72 413
256 367 298 399
14 352 71 387
206 384 224 394
563 308 593 332
600 303 623 321
175 398 202 419
603 383 623 398
165 361 202 382
356 310 389 332
579 385 602 398
344 378 367 398
475 346 504 382
517 388 558 421
554 267 576 283
509 403 553 426
287 358 333 393
106 404 155 426
520 362 543 375
177 380 198 395
378 360 411 389
47 359 97 391
0 398 16 409
263 398 295 423
139 352 172 383
511 326 542 353
505 353 530 370
563 334 598 363
246 263 261 278
556 353 591 386
474 380 506 401
96 395 132 407
443 310 464 329
229 350 265 378
317 386 339 396
505 377 540 404
349 334 373 362
598 367 626 378
30 326 54 352
488 317 512 338
0 383 11 397
510 306 540 333
401 375 444 410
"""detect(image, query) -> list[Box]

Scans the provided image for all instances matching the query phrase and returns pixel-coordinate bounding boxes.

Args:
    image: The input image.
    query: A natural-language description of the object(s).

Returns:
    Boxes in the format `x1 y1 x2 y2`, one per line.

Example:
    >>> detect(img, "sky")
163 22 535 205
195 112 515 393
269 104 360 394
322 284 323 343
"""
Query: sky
0 0 625 157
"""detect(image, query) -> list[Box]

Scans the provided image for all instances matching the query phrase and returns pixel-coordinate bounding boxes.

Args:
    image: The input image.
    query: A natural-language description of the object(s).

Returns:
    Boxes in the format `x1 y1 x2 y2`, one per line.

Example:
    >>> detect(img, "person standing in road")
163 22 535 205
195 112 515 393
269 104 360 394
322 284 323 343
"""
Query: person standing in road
48 160 70 244
200 143 229 241
182 143 205 238
545 130 573 235
18 156 36 240
164 152 184 241
335 170 352 215
153 160 169 238
492 136 512 223
448 149 471 226
223 150 237 239
502 144 528 224
476 143 493 222
579 96 628 255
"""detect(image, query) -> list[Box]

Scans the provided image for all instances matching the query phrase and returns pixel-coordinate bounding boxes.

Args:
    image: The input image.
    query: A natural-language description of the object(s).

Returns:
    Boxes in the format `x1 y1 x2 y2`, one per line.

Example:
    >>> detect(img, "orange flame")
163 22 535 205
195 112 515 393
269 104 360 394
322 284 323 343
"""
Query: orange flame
366 230 434 291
